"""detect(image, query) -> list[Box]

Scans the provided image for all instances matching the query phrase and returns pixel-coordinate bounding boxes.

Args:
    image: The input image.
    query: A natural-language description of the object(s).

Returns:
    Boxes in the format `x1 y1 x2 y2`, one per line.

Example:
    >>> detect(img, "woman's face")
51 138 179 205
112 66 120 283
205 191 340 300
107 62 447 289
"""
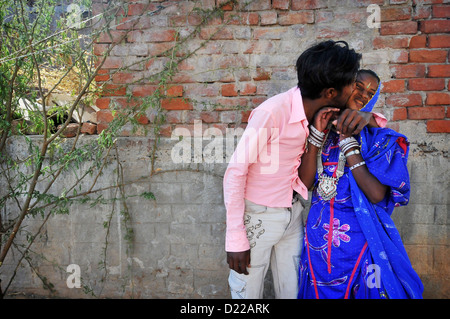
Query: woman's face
347 73 379 110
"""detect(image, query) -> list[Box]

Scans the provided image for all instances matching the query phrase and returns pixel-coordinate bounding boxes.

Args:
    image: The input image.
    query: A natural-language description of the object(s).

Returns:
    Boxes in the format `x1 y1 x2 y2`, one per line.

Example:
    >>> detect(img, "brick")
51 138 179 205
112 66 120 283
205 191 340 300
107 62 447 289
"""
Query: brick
159 124 172 137
432 5 450 18
135 114 149 125
373 36 409 49
408 106 445 119
413 5 431 19
59 123 80 138
420 20 450 33
428 65 450 78
102 57 123 69
381 80 405 93
381 7 412 21
272 0 290 10
427 120 450 133
316 26 350 39
220 111 238 123
390 64 426 78
291 0 328 10
316 11 334 23
240 83 257 96
221 84 238 97
112 72 135 84
95 73 109 82
409 50 448 63
278 12 314 25
241 0 271 10
391 50 409 63
81 122 97 135
96 123 108 134
393 108 407 121
128 29 177 42
241 110 252 123
386 93 423 107
199 26 233 40
426 93 450 105
161 98 193 110
380 21 417 35
97 110 114 123
102 84 127 96
199 111 219 123
429 35 450 48
224 12 259 25
131 85 158 97
335 11 366 23
409 79 445 91
253 27 287 40
94 43 109 56
166 85 183 97
127 3 158 16
253 68 271 81
260 12 277 25
96 31 126 44
409 35 427 49
95 97 110 109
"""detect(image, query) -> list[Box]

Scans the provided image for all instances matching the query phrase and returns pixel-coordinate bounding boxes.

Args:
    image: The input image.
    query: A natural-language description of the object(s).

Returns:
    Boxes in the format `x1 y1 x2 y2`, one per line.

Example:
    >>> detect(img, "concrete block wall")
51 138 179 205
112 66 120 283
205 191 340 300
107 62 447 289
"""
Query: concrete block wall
1 0 448 299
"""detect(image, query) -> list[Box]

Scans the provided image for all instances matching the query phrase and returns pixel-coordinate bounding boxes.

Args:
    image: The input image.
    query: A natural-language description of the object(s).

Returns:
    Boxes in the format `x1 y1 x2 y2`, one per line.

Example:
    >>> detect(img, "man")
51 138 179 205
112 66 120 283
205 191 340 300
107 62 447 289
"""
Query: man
223 40 382 299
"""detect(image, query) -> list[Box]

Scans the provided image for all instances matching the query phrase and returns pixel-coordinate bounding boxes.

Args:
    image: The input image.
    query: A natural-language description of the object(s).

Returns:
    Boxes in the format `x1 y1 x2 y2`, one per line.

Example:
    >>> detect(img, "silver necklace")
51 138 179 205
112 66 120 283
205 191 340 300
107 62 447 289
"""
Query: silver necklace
316 132 346 201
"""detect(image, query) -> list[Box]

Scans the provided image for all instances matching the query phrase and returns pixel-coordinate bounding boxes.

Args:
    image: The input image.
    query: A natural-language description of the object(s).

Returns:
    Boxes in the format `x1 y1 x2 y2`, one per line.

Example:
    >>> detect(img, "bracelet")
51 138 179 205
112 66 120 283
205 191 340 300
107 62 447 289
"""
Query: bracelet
349 161 366 171
339 136 359 154
345 149 361 158
307 125 325 148
307 135 323 148
310 125 325 139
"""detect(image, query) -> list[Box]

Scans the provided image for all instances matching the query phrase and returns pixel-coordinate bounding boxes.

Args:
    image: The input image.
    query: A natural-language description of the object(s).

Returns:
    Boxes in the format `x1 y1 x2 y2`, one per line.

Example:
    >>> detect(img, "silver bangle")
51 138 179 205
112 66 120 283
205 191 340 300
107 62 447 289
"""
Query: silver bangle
349 161 366 171
339 136 357 148
345 149 361 158
310 125 325 139
307 135 322 148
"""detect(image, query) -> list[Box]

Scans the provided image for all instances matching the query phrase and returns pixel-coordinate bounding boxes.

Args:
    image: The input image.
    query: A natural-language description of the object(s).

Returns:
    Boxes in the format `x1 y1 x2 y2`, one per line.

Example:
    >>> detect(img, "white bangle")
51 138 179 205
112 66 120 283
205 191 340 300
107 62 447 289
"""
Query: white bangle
345 149 361 157
349 161 366 171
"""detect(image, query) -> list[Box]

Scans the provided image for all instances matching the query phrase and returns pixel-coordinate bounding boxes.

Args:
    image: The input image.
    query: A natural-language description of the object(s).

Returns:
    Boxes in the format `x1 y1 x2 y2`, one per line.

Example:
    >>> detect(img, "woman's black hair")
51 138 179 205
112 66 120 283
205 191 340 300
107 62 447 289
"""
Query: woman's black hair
357 69 380 84
296 40 362 100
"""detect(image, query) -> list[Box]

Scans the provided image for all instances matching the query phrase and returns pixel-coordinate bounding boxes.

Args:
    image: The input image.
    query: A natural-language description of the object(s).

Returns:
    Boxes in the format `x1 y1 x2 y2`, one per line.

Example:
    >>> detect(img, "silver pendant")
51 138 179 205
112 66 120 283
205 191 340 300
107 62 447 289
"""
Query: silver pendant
317 174 338 201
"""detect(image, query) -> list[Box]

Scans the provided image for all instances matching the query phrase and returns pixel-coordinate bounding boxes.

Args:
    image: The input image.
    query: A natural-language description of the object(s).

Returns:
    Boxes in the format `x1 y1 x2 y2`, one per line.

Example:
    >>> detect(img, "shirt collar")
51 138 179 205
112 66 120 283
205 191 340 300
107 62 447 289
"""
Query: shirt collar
289 86 308 125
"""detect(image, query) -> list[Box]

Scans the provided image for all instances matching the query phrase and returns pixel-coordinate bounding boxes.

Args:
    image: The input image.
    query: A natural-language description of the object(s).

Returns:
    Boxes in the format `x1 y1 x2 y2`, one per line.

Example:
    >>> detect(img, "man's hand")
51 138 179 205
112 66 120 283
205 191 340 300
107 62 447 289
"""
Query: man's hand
334 109 373 137
227 250 251 275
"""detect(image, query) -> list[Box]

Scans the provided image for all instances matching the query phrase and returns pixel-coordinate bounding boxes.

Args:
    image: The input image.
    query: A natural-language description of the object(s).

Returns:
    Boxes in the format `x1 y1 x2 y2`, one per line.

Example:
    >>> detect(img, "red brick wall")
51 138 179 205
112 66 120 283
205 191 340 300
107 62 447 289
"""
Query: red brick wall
92 0 449 136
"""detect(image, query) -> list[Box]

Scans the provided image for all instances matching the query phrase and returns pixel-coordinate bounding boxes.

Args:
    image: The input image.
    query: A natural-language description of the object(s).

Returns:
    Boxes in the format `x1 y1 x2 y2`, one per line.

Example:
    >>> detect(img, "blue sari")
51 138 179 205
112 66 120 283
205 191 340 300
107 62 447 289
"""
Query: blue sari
298 85 423 299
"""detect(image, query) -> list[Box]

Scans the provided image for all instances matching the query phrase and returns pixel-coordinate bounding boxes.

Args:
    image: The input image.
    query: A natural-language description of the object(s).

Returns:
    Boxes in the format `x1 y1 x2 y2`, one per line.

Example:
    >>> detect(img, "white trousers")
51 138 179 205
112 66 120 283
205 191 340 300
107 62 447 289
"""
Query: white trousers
228 196 304 299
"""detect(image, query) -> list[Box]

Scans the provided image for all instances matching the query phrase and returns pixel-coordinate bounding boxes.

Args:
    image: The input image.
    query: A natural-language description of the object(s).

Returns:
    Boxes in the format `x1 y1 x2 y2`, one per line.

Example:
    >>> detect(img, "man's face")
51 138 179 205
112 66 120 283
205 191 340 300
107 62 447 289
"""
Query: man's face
332 82 356 109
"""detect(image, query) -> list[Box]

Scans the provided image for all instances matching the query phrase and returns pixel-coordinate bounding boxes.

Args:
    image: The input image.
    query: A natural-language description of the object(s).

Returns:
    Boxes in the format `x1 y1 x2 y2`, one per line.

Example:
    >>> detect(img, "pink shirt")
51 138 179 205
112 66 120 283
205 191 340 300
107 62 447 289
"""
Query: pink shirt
223 87 309 252
223 87 388 252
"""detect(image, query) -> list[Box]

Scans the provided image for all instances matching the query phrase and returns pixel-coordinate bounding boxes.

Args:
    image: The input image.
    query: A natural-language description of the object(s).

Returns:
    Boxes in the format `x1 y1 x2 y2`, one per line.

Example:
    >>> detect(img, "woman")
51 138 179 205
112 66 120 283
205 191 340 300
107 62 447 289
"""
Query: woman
297 70 423 299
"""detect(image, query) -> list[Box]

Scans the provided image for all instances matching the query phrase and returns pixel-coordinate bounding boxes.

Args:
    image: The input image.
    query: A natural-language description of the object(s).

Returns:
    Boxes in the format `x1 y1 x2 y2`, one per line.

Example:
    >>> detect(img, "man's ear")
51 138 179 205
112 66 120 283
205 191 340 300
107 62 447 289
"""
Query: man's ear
322 87 338 100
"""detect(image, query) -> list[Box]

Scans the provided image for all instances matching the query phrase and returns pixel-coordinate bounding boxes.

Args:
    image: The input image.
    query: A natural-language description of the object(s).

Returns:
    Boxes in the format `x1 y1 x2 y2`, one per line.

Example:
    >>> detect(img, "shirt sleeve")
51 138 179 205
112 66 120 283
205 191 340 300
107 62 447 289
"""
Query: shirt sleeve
373 112 387 128
223 108 274 252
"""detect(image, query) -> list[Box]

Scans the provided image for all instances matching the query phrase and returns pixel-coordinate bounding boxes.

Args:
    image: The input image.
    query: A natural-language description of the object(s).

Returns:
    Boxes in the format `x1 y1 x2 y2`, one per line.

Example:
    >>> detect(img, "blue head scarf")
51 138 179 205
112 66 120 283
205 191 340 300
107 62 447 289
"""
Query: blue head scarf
349 73 424 299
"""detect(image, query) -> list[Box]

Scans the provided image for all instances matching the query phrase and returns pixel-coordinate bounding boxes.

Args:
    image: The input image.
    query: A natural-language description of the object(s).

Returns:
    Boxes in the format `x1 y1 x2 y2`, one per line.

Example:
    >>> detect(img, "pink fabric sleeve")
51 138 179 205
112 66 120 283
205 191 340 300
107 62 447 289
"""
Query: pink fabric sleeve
223 109 274 252
373 112 387 128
